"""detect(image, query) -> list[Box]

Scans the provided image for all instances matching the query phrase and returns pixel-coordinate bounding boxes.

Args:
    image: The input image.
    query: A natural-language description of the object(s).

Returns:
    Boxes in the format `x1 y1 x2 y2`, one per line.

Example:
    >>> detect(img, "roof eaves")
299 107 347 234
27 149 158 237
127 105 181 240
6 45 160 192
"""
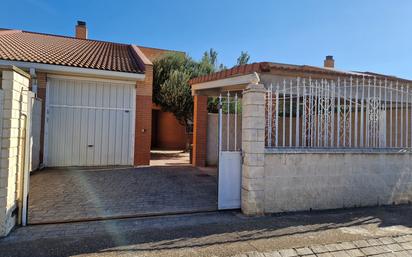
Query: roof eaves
130 45 152 70
0 59 145 80
137 45 186 55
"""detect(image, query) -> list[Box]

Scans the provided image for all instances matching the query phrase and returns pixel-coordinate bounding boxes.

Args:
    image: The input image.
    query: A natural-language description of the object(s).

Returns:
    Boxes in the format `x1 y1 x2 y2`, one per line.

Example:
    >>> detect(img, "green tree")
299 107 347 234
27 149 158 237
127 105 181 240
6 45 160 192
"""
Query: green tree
202 48 218 68
159 70 192 127
236 51 250 66
153 53 214 128
153 53 188 106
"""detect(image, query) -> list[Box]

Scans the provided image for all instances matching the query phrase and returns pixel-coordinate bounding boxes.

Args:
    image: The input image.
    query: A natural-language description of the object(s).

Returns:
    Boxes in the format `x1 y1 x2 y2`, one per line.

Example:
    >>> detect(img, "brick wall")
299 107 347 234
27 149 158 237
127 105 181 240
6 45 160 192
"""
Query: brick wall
134 95 152 165
192 95 208 167
0 68 30 237
36 72 46 164
134 62 153 166
153 110 187 150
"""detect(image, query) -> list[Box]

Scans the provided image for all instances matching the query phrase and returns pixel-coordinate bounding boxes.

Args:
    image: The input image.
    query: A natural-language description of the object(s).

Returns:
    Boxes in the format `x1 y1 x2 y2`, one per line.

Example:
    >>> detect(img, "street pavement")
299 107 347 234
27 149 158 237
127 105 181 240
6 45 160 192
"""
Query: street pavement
0 205 411 257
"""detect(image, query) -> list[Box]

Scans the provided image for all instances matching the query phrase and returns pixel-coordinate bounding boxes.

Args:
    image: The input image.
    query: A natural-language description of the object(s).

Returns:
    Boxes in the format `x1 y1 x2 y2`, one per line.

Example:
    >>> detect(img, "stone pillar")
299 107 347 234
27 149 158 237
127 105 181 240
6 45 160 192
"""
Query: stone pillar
241 83 266 216
0 68 30 237
192 95 208 167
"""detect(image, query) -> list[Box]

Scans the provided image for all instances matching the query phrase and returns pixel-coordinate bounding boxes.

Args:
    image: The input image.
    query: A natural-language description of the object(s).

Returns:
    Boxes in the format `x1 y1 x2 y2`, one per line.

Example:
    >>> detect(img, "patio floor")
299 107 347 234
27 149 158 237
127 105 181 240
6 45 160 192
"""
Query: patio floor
28 165 217 224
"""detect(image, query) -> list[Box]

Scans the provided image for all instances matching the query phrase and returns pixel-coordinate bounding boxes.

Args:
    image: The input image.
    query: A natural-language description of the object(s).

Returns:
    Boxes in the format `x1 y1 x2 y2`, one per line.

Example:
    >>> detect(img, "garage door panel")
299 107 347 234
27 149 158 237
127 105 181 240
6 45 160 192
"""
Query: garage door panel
71 108 81 165
86 108 94 166
101 109 110 165
47 77 136 167
93 109 102 166
107 109 116 165
63 107 73 166
122 111 130 164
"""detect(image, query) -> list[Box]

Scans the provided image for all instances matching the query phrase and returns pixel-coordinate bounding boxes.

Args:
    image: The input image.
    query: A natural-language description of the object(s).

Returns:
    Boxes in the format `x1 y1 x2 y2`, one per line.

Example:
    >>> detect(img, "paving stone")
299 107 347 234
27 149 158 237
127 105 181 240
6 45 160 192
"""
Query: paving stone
360 246 388 255
386 243 404 252
263 251 282 257
367 238 382 246
379 237 396 245
28 166 218 224
295 247 313 255
310 245 329 254
393 251 411 257
247 252 266 257
331 251 351 257
394 236 410 243
400 242 412 250
339 242 357 250
353 240 370 248
326 243 344 252
317 253 334 257
345 249 365 257
278 249 298 257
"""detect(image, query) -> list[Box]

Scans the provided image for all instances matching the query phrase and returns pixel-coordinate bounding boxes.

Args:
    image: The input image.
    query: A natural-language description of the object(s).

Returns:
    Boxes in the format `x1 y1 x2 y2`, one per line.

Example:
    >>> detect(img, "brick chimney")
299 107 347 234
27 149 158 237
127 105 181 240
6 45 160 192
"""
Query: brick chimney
324 55 335 68
75 21 88 39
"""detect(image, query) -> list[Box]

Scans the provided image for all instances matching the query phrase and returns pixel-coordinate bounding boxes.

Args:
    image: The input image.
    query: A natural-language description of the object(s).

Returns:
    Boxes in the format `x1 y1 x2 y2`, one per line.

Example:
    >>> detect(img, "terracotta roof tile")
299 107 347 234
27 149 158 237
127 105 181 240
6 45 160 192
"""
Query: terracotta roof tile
190 62 411 85
0 29 144 74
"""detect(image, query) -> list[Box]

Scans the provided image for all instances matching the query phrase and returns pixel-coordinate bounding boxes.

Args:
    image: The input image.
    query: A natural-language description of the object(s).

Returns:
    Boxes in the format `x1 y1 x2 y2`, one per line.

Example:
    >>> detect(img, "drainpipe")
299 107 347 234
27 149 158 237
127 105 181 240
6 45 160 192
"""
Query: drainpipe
21 91 34 226
17 114 27 225
29 68 38 95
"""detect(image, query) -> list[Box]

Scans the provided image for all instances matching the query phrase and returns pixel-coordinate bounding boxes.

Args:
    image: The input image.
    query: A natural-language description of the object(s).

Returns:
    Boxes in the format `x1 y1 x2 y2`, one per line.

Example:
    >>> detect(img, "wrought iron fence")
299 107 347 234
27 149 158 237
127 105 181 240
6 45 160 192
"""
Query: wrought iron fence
218 92 242 152
265 77 412 150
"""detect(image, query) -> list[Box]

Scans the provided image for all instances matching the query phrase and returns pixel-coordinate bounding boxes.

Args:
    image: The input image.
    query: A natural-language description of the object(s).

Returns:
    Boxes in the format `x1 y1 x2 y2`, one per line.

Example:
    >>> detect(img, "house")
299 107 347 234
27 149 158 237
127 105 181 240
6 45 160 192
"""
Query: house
0 21 186 168
190 57 412 215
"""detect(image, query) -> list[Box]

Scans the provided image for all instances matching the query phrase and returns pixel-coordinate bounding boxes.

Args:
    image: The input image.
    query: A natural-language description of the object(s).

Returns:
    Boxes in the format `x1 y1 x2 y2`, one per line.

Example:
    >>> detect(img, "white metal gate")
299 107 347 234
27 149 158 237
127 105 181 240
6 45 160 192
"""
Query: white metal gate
218 92 242 210
45 76 136 167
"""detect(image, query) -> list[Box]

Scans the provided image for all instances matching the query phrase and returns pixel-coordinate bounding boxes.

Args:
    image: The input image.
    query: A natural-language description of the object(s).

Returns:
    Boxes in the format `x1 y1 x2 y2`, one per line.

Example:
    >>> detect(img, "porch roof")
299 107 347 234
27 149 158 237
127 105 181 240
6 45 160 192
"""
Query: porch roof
189 62 412 87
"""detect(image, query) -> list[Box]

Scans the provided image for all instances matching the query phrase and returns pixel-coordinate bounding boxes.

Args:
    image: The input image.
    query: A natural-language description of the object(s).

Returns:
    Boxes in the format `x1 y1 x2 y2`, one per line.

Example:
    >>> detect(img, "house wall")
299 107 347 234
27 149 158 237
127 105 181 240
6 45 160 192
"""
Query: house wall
152 109 188 150
134 63 153 166
0 68 30 237
192 95 208 167
264 152 412 213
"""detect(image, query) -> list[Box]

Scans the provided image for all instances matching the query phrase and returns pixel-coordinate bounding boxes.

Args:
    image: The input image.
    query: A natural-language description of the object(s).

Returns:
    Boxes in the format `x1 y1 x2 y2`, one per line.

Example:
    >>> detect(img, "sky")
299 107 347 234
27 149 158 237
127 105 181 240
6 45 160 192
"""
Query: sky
1 0 412 79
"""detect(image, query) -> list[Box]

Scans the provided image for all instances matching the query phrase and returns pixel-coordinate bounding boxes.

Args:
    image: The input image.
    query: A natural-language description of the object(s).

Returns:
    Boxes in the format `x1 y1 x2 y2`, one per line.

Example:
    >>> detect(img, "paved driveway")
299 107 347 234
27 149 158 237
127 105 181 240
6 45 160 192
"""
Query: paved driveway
28 166 217 224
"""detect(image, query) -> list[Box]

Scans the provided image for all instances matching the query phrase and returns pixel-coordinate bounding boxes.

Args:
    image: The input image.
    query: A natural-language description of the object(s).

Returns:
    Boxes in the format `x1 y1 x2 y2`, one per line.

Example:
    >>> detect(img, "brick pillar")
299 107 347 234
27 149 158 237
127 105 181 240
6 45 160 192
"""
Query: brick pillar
134 63 153 166
241 83 266 216
192 95 208 167
134 96 152 166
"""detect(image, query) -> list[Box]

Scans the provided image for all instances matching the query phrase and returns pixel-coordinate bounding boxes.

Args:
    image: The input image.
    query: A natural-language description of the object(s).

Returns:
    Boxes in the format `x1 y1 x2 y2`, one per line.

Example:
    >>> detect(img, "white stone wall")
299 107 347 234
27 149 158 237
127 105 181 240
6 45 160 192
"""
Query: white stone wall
264 152 412 213
0 69 29 237
239 80 412 216
241 84 266 215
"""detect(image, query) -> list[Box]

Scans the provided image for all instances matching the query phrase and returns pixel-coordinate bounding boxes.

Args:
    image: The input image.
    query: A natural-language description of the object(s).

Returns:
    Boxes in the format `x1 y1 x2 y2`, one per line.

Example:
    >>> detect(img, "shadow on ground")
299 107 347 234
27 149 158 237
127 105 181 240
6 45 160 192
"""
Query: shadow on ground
1 205 412 257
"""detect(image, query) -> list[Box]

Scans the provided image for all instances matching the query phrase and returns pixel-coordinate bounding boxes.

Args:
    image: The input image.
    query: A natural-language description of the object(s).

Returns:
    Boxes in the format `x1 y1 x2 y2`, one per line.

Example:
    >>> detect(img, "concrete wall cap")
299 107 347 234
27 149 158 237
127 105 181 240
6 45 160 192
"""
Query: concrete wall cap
0 65 31 79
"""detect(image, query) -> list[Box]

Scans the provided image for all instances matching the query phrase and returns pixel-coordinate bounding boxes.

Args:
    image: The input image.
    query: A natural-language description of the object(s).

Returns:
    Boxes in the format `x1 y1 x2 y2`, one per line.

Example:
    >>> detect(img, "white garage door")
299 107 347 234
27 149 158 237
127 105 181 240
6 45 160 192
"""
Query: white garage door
45 76 135 167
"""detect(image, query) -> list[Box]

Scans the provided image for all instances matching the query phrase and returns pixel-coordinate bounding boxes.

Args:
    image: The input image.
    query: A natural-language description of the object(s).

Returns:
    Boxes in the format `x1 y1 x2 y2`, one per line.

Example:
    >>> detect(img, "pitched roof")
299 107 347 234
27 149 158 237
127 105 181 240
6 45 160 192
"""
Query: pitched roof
0 29 144 74
190 62 411 85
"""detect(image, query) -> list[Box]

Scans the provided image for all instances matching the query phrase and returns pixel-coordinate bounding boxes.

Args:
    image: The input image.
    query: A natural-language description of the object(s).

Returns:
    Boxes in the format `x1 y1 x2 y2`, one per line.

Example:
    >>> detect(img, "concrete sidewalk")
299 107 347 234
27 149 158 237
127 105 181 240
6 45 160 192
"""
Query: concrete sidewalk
0 205 411 257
